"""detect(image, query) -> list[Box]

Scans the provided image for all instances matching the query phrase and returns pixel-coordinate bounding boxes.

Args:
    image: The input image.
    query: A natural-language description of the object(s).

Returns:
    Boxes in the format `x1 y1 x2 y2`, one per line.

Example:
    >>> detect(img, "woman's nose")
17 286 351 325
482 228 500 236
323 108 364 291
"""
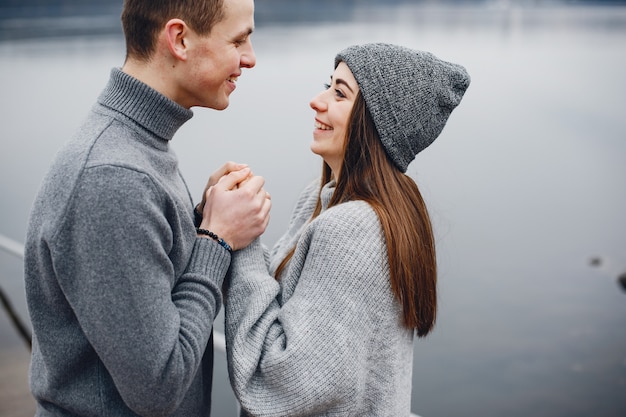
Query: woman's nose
309 92 326 111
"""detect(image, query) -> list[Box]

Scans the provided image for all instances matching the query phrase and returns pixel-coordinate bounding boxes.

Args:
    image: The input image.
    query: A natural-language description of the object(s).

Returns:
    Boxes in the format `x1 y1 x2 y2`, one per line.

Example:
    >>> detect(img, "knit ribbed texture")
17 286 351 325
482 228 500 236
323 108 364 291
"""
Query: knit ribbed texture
335 43 470 172
24 69 226 416
225 179 415 416
99 68 193 141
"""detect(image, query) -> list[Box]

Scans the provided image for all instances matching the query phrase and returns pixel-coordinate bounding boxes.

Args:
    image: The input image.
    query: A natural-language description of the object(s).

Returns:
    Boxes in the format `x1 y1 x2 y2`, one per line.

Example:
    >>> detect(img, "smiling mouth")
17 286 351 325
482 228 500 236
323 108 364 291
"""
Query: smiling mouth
227 76 239 84
314 121 333 130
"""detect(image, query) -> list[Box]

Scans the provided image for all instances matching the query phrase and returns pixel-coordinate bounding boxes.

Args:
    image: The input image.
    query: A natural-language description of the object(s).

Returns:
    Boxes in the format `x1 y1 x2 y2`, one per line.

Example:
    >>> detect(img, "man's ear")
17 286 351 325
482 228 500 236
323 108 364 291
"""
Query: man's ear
164 19 189 61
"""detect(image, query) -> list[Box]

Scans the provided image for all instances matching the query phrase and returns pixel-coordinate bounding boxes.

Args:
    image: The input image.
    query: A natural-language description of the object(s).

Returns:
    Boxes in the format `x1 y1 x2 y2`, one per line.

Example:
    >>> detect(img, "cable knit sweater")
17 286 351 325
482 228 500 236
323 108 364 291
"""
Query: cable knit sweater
225 179 415 416
24 68 228 416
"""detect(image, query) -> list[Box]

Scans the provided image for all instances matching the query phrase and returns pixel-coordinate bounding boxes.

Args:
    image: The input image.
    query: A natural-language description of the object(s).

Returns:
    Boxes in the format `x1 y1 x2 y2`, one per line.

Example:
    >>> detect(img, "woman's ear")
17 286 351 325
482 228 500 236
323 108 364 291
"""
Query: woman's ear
164 19 189 61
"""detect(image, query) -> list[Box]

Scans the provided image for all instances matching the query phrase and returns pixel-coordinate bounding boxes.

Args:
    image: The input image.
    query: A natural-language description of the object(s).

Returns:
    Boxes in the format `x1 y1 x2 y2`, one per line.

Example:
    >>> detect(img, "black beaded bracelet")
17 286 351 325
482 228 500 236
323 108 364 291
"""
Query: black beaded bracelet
196 228 232 253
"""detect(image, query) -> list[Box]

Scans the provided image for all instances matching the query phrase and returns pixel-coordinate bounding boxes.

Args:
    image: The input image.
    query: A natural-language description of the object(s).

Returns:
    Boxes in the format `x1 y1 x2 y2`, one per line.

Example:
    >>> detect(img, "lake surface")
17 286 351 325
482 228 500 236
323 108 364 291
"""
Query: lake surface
1 1 626 416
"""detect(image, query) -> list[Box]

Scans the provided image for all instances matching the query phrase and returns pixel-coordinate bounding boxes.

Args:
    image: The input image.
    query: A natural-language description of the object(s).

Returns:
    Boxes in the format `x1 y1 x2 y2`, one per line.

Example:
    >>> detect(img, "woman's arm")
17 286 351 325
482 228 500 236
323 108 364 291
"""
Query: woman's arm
225 201 388 416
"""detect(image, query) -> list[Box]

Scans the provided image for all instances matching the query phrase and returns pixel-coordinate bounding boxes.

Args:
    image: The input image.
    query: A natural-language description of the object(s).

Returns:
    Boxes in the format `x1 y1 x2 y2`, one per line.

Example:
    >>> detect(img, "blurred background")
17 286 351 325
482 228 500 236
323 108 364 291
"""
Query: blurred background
1 0 625 416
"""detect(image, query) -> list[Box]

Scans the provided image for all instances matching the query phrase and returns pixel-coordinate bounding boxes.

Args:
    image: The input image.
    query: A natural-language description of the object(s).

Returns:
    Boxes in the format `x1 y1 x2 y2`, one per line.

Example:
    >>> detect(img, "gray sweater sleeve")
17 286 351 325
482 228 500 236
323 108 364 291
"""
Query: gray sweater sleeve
51 163 228 415
225 200 390 416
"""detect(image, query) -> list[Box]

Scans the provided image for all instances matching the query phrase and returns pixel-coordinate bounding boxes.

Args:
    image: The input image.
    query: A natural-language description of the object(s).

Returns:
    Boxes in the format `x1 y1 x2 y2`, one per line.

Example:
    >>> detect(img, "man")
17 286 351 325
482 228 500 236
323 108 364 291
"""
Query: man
23 0 268 415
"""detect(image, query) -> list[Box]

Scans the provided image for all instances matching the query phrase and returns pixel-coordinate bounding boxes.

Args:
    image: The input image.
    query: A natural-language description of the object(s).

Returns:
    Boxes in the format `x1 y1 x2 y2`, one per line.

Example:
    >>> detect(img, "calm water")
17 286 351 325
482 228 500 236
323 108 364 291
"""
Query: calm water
1 2 626 416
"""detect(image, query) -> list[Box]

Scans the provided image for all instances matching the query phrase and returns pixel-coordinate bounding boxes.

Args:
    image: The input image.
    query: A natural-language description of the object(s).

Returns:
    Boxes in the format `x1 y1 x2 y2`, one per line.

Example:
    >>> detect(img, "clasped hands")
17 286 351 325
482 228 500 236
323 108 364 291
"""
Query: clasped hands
196 162 271 251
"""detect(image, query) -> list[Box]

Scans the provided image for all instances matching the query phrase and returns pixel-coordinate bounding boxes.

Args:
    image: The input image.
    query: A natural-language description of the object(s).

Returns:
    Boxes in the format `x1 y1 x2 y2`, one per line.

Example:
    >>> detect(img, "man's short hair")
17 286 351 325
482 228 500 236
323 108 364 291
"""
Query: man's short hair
121 0 225 61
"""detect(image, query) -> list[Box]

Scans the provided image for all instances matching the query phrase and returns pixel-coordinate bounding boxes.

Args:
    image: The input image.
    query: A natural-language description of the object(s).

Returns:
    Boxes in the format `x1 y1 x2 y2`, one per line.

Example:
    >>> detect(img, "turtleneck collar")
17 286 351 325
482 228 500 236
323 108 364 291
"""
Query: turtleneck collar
97 68 193 142
320 179 336 211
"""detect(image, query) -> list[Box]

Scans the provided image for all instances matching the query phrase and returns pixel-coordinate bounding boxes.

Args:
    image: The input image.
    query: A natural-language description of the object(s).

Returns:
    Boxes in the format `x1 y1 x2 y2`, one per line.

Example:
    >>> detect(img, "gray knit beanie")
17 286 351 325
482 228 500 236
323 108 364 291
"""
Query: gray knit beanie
335 43 470 172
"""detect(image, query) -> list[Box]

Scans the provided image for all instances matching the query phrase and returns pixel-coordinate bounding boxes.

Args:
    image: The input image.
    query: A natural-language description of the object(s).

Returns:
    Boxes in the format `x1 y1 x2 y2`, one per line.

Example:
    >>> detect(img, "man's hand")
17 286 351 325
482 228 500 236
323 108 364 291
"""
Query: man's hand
199 166 271 251
196 161 248 216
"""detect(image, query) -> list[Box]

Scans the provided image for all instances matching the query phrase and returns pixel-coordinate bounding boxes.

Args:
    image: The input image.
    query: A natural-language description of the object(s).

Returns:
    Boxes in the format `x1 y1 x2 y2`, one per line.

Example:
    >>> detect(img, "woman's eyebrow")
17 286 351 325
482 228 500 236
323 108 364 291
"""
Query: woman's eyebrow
331 76 355 94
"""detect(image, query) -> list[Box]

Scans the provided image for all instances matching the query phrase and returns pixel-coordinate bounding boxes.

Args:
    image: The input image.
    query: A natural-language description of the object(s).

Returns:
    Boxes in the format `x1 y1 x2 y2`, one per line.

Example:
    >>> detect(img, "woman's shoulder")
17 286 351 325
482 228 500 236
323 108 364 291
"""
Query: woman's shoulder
315 200 381 239
324 198 377 219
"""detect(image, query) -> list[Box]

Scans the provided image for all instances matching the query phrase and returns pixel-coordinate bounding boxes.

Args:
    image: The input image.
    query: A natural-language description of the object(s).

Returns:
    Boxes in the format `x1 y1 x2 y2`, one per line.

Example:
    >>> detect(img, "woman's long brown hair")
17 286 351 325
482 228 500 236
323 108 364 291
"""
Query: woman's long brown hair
275 91 437 337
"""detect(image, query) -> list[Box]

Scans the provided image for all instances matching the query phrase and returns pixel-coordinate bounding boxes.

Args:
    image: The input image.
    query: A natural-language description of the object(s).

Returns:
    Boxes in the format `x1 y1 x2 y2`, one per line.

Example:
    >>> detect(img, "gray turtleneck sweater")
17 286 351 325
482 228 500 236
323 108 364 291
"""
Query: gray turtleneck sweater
225 179 415 416
24 68 228 416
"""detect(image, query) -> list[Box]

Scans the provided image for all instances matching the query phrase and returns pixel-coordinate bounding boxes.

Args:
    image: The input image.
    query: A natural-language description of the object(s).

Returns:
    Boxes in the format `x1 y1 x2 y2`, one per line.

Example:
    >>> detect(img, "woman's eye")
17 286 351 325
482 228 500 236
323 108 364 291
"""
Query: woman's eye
324 83 345 98
323 83 345 98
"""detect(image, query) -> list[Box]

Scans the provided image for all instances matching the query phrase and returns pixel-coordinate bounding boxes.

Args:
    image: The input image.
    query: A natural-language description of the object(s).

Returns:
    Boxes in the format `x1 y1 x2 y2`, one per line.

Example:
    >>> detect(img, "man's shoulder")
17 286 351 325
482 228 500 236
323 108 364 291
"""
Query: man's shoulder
44 106 163 202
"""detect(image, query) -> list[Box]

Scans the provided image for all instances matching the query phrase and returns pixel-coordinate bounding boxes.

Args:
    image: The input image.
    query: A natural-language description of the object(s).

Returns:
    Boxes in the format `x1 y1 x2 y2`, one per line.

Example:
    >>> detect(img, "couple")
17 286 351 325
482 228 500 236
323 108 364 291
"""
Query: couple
23 0 470 416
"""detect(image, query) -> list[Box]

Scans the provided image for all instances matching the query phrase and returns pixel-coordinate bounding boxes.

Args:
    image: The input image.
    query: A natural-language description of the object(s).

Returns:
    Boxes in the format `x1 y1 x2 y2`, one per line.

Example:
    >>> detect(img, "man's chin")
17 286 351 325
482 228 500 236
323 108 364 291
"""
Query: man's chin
211 97 230 111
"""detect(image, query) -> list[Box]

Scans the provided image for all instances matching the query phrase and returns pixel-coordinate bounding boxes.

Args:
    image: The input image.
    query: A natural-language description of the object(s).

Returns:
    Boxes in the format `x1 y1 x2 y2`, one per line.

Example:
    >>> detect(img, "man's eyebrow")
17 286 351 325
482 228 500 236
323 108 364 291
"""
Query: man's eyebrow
231 27 254 41
330 76 355 94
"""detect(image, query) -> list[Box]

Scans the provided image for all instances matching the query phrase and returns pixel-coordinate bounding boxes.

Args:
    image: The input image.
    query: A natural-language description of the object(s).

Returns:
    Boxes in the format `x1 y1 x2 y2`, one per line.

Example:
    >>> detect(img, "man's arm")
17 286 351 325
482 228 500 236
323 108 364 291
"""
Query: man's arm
53 164 228 416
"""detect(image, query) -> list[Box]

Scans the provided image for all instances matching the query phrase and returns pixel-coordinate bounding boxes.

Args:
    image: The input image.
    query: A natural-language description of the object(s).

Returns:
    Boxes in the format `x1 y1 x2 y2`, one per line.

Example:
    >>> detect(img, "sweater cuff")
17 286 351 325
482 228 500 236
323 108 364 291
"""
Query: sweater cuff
187 236 231 285
230 238 267 275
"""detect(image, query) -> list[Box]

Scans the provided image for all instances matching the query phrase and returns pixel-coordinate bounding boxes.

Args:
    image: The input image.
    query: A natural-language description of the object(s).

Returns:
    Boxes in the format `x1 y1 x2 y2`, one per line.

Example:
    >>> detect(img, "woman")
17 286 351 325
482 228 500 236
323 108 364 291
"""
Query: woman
224 43 470 416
